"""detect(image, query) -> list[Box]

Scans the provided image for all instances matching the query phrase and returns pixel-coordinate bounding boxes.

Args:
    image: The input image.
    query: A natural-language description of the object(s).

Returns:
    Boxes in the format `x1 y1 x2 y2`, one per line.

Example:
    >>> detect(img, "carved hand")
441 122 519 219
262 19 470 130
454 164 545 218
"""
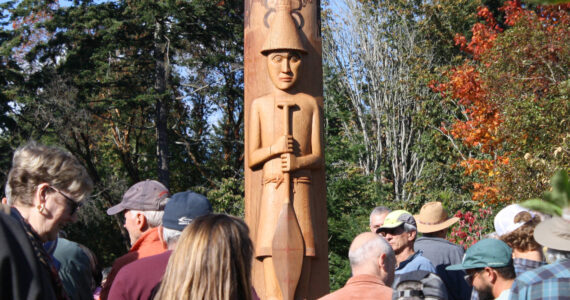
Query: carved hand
272 135 293 155
280 153 298 172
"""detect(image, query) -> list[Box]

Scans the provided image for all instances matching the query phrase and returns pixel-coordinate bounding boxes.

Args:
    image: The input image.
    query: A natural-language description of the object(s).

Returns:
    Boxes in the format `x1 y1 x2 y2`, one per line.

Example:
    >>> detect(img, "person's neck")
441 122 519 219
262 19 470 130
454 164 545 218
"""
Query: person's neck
513 248 543 261
351 267 385 283
395 246 416 265
492 278 514 298
272 87 295 98
167 241 178 251
13 204 31 220
12 204 47 242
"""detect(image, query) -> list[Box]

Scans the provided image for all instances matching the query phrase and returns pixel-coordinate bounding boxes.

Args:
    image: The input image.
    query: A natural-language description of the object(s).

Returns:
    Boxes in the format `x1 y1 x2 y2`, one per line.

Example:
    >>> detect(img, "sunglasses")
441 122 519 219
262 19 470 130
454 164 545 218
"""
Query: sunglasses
464 269 484 285
377 225 405 237
49 186 82 216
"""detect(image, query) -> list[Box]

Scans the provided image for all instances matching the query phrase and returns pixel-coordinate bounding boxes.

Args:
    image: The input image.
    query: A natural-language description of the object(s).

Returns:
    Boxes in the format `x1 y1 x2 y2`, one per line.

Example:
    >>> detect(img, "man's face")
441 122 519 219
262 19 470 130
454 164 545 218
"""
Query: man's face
466 268 494 300
379 224 414 254
370 212 389 232
266 50 302 90
123 210 141 246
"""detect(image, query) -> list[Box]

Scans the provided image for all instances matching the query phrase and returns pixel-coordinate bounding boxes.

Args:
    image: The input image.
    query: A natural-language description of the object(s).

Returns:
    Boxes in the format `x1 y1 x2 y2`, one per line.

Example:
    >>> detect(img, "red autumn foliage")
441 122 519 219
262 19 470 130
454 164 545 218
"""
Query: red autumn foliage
431 1 569 205
449 207 493 248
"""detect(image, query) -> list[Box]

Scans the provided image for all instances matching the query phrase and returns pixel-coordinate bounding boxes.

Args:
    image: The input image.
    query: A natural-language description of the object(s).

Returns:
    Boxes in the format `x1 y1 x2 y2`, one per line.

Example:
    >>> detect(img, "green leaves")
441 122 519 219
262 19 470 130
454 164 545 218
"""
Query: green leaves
523 0 570 4
521 170 570 216
0 0 245 263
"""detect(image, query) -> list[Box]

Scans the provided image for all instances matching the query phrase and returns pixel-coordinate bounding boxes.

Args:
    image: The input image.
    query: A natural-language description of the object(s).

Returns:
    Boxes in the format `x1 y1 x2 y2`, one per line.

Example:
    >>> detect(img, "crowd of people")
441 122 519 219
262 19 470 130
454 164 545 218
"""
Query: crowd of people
337 202 570 300
1 141 569 300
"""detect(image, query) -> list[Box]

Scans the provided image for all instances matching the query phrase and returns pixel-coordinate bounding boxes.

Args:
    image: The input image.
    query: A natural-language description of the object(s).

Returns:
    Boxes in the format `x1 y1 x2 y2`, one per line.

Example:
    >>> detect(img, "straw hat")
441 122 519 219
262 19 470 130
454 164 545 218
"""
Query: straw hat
260 0 307 55
414 202 459 233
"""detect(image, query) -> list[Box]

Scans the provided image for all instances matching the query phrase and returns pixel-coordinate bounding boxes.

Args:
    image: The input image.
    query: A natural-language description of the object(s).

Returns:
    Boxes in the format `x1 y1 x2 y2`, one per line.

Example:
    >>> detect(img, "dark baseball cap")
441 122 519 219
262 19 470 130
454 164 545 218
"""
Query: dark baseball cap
162 191 212 231
446 239 512 271
106 180 170 215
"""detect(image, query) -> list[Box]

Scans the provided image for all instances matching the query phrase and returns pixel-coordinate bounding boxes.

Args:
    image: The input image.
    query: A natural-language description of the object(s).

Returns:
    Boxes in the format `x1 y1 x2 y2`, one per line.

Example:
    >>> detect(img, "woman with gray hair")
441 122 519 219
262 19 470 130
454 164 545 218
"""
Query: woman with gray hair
2 142 93 300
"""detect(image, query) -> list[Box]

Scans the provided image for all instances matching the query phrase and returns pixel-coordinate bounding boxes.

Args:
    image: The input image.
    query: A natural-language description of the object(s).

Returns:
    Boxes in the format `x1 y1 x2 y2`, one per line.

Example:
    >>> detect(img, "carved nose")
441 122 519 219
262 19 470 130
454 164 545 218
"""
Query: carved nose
281 60 291 72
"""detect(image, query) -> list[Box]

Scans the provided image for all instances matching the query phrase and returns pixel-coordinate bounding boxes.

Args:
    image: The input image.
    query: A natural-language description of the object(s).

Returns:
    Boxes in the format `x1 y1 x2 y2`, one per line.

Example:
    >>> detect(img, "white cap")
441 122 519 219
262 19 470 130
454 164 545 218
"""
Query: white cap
494 204 536 236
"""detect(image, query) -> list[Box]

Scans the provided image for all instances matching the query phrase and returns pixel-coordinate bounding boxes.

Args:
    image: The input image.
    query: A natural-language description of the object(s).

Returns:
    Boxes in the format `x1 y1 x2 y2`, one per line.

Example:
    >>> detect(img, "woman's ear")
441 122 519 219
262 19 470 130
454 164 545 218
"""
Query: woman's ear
34 183 49 212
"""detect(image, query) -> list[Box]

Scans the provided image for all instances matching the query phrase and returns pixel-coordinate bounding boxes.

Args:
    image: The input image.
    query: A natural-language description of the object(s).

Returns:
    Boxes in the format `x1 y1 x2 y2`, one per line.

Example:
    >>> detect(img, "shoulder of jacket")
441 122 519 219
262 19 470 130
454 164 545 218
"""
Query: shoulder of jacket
0 203 10 215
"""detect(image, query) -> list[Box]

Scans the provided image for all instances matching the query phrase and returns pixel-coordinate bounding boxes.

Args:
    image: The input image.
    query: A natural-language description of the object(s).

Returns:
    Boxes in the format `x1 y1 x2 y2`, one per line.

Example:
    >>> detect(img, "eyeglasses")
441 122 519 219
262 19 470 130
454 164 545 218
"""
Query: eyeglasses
49 186 81 216
464 269 484 285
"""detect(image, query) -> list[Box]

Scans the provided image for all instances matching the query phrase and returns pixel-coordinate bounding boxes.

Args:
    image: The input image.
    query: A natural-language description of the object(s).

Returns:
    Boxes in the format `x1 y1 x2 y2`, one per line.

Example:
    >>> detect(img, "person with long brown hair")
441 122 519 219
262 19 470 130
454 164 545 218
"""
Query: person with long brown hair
154 214 254 300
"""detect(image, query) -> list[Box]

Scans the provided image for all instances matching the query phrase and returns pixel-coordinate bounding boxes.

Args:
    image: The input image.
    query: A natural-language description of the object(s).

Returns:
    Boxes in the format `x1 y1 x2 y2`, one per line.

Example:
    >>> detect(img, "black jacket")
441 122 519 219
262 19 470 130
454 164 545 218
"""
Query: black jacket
0 205 58 300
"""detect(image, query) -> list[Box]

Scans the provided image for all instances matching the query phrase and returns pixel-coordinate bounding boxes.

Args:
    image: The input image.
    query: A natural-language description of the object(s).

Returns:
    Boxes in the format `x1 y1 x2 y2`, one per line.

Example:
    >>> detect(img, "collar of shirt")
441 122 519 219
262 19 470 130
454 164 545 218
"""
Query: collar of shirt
397 251 422 270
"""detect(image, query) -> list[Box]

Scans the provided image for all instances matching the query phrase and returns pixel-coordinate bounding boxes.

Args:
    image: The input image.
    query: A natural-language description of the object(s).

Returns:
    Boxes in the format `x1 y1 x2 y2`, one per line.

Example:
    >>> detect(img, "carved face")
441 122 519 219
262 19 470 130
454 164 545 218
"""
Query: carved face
266 50 302 90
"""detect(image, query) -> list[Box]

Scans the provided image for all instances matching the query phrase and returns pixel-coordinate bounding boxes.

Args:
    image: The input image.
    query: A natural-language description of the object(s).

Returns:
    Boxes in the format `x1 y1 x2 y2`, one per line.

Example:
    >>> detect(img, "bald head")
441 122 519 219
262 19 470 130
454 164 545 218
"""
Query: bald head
348 232 395 285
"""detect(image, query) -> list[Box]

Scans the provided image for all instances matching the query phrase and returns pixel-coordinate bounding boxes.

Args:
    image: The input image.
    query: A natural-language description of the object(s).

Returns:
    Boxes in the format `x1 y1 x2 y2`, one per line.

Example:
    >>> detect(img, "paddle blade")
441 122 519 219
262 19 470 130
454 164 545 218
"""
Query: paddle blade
272 203 304 300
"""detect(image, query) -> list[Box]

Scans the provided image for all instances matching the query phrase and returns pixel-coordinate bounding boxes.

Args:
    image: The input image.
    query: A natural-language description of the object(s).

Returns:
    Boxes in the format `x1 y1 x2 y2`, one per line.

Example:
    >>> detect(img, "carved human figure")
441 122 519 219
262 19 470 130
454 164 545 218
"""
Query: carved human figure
249 45 324 299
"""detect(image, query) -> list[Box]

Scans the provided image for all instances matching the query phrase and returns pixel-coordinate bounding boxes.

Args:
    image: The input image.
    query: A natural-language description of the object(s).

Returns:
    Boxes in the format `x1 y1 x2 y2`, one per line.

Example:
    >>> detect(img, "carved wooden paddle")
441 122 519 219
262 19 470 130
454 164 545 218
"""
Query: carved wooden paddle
272 100 304 300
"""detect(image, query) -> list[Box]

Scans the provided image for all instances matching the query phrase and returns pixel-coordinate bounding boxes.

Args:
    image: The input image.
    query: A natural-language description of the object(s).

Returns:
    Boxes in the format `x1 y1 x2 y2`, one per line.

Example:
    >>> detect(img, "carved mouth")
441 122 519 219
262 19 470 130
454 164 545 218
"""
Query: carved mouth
279 77 293 82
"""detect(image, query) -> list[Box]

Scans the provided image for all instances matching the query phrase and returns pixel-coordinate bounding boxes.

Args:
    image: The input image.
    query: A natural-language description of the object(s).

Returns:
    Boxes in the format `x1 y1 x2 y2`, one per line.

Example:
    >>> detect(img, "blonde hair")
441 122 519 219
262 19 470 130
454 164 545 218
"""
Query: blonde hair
154 214 253 300
7 141 93 206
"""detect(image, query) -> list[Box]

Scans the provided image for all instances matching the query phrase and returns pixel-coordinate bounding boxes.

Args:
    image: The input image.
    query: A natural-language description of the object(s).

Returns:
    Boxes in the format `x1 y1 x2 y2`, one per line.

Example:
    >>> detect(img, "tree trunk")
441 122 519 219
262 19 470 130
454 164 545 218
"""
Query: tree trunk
154 18 170 188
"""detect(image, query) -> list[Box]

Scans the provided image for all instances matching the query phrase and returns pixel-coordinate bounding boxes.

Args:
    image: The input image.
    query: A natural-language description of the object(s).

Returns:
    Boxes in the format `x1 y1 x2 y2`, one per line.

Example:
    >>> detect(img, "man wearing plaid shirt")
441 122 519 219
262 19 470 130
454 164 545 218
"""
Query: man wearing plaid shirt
509 214 570 300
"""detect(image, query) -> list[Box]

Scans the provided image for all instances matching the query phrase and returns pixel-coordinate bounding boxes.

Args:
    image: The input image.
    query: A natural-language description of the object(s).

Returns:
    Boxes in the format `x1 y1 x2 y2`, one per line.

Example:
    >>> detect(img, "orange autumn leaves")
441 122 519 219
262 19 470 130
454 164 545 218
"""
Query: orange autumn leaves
430 0 568 204
454 5 502 60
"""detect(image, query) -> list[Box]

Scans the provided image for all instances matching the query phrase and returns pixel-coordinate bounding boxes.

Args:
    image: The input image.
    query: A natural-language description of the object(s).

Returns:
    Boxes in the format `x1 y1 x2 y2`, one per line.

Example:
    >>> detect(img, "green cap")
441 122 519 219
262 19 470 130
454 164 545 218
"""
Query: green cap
446 239 512 271
376 210 416 233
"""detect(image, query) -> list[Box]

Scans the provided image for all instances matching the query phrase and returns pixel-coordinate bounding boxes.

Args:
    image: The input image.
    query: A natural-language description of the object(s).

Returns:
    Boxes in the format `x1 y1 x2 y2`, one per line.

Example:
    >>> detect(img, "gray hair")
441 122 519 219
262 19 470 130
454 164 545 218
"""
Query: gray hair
370 206 391 217
162 227 182 246
403 223 417 233
349 235 395 268
7 142 93 206
4 184 12 205
131 205 167 228
545 248 570 264
370 206 391 226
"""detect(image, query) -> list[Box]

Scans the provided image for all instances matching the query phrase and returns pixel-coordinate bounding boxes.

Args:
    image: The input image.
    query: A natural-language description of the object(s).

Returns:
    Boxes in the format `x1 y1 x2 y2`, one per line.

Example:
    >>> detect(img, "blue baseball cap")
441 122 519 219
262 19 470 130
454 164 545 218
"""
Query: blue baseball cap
162 191 212 231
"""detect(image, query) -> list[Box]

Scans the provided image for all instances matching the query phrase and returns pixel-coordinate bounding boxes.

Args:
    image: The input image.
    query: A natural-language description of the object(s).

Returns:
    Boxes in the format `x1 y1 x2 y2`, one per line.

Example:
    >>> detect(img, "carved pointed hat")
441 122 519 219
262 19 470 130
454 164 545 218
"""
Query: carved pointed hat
261 0 308 55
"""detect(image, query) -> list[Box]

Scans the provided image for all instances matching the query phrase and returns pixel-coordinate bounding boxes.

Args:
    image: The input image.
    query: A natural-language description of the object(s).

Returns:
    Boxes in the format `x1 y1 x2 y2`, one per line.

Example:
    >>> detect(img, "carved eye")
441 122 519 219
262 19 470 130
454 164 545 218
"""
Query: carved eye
290 55 300 63
272 55 283 63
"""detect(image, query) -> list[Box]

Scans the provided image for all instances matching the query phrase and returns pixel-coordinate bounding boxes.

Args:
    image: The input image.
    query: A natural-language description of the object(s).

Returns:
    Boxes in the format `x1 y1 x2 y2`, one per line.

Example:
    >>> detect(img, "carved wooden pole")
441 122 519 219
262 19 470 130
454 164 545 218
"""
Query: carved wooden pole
245 0 329 299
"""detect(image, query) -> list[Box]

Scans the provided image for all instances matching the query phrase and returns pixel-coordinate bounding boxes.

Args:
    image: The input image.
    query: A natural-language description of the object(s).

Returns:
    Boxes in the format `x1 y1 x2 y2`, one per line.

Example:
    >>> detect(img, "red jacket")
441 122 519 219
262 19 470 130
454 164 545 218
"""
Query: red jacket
100 227 167 300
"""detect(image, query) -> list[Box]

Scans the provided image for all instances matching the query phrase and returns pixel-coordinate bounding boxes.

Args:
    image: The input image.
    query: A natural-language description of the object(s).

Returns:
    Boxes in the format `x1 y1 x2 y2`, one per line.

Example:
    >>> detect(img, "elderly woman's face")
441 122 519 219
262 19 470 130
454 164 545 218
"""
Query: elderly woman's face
37 185 80 241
